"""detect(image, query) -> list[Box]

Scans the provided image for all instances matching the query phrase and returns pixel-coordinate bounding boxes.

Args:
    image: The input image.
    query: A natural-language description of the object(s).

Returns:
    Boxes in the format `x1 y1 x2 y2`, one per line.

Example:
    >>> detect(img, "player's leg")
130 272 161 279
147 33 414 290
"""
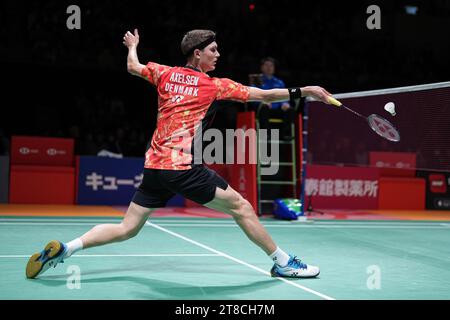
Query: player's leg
204 184 320 278
159 165 319 278
26 169 172 279
25 201 155 279
157 166 277 254
204 184 276 255
79 202 154 249
75 169 173 252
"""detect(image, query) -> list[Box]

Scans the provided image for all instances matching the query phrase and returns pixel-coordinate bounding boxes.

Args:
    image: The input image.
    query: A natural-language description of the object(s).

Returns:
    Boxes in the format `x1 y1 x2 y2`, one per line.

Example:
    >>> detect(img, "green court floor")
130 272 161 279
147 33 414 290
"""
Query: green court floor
1 216 449 300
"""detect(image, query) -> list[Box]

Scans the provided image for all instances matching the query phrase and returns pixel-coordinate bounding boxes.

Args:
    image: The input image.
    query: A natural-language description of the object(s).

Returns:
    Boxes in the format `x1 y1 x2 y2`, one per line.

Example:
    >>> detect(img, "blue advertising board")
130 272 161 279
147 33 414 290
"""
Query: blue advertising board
77 156 184 206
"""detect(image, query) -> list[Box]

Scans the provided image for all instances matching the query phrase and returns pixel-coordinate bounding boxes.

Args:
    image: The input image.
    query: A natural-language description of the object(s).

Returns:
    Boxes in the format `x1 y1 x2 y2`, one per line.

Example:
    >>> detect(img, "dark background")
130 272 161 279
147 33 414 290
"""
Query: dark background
1 0 449 157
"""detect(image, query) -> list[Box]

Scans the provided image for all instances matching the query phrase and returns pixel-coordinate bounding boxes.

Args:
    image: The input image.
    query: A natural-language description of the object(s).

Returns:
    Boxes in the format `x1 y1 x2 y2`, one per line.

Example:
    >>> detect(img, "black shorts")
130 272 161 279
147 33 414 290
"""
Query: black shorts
132 165 229 208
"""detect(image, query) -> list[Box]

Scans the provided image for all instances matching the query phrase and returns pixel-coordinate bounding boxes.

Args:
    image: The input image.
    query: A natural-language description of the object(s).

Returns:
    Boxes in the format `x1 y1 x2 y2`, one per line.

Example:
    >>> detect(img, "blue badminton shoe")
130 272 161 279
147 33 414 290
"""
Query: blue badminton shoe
26 240 67 279
270 254 320 278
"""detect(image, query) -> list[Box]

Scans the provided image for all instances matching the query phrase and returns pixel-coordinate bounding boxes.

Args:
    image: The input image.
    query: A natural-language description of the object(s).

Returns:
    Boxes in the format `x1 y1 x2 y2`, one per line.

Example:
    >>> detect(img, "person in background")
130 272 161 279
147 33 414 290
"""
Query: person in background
249 57 296 140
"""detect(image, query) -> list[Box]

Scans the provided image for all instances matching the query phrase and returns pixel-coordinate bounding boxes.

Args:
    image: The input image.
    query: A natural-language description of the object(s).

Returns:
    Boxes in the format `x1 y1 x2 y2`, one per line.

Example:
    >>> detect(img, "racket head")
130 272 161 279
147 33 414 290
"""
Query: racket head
367 114 401 142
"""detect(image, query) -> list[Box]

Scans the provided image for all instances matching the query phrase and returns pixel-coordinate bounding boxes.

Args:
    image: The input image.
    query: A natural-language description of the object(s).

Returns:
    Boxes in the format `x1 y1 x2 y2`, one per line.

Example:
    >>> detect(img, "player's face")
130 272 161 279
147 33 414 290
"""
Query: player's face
198 42 220 72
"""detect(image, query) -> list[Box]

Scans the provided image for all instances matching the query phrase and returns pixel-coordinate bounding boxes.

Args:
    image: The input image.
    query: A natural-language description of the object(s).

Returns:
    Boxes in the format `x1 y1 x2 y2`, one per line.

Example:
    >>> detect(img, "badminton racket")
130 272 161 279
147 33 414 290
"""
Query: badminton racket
327 97 401 142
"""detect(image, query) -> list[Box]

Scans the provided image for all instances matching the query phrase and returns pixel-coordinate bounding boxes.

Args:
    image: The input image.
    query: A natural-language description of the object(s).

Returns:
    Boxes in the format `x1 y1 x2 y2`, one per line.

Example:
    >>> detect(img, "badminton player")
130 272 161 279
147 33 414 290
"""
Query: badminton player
26 29 333 279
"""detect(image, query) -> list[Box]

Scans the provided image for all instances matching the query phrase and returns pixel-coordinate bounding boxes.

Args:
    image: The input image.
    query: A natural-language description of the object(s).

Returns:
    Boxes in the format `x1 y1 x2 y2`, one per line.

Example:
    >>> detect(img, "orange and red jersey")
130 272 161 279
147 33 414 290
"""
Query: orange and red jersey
141 62 250 170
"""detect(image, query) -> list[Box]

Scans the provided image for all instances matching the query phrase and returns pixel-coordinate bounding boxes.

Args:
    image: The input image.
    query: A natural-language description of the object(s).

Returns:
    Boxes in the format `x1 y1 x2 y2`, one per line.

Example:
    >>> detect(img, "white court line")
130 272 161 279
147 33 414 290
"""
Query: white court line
0 218 122 223
149 220 450 227
0 222 99 226
1 218 448 227
126 219 450 226
146 221 335 301
148 224 450 229
0 221 448 229
148 219 448 225
0 253 220 258
0 217 446 225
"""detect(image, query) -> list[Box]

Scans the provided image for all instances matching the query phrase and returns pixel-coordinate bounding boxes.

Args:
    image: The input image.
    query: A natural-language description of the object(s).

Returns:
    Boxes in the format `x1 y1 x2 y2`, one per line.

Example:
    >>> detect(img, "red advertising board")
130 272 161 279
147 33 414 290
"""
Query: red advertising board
378 177 425 210
9 165 75 204
11 136 74 166
369 151 416 177
305 164 379 209
229 112 258 213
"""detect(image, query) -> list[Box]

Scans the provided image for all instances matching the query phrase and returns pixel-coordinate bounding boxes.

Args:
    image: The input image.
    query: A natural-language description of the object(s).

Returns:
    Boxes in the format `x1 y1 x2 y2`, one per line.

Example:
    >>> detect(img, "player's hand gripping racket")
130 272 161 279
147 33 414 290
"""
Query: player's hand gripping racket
327 97 401 142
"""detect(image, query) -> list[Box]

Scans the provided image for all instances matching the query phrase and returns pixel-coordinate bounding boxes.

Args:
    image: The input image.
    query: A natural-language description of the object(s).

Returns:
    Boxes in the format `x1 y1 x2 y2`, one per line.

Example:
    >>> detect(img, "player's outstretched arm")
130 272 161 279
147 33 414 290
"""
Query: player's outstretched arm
123 28 146 77
248 86 333 104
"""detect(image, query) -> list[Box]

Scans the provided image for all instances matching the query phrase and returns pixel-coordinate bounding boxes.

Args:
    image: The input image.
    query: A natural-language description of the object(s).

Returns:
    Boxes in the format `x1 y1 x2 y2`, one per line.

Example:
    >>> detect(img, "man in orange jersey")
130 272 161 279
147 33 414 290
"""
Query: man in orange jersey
26 29 333 279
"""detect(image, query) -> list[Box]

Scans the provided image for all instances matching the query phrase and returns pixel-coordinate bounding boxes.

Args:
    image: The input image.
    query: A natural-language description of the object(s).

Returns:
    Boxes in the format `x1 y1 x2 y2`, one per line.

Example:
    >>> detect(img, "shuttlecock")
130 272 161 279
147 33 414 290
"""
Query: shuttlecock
384 102 396 116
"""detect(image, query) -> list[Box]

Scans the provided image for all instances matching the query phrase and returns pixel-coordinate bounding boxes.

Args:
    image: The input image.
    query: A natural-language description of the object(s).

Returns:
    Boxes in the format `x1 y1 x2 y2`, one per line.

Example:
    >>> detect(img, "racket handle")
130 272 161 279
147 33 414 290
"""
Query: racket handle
328 96 342 107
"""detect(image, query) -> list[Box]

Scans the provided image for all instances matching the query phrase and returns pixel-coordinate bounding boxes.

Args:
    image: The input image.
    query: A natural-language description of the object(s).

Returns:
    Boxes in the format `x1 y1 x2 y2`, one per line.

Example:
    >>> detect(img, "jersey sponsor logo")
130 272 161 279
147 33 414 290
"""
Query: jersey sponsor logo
171 95 185 103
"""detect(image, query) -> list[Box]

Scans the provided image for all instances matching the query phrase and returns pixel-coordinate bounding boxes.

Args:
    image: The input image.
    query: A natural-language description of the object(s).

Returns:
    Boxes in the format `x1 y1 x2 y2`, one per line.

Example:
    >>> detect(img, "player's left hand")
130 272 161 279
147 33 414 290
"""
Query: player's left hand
123 29 140 48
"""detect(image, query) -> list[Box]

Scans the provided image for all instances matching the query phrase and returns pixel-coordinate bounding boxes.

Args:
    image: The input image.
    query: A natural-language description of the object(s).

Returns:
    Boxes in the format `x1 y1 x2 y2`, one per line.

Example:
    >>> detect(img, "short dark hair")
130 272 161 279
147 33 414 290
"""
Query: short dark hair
181 30 216 57
260 57 277 66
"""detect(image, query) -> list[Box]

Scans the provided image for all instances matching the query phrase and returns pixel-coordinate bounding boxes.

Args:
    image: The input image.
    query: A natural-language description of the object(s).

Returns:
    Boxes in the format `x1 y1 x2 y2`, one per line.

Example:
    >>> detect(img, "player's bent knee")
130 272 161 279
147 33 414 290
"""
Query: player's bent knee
125 228 140 239
232 198 255 219
118 224 140 241
243 201 256 218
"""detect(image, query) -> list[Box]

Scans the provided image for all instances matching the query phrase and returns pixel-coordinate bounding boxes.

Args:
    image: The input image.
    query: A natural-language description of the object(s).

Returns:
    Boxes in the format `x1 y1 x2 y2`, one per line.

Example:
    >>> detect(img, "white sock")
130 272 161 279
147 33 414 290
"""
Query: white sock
269 247 290 267
64 238 83 259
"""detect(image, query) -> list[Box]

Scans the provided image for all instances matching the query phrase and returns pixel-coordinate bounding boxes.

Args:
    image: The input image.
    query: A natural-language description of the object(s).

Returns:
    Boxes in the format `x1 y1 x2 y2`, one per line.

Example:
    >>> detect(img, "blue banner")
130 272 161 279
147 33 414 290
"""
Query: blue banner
77 156 184 206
